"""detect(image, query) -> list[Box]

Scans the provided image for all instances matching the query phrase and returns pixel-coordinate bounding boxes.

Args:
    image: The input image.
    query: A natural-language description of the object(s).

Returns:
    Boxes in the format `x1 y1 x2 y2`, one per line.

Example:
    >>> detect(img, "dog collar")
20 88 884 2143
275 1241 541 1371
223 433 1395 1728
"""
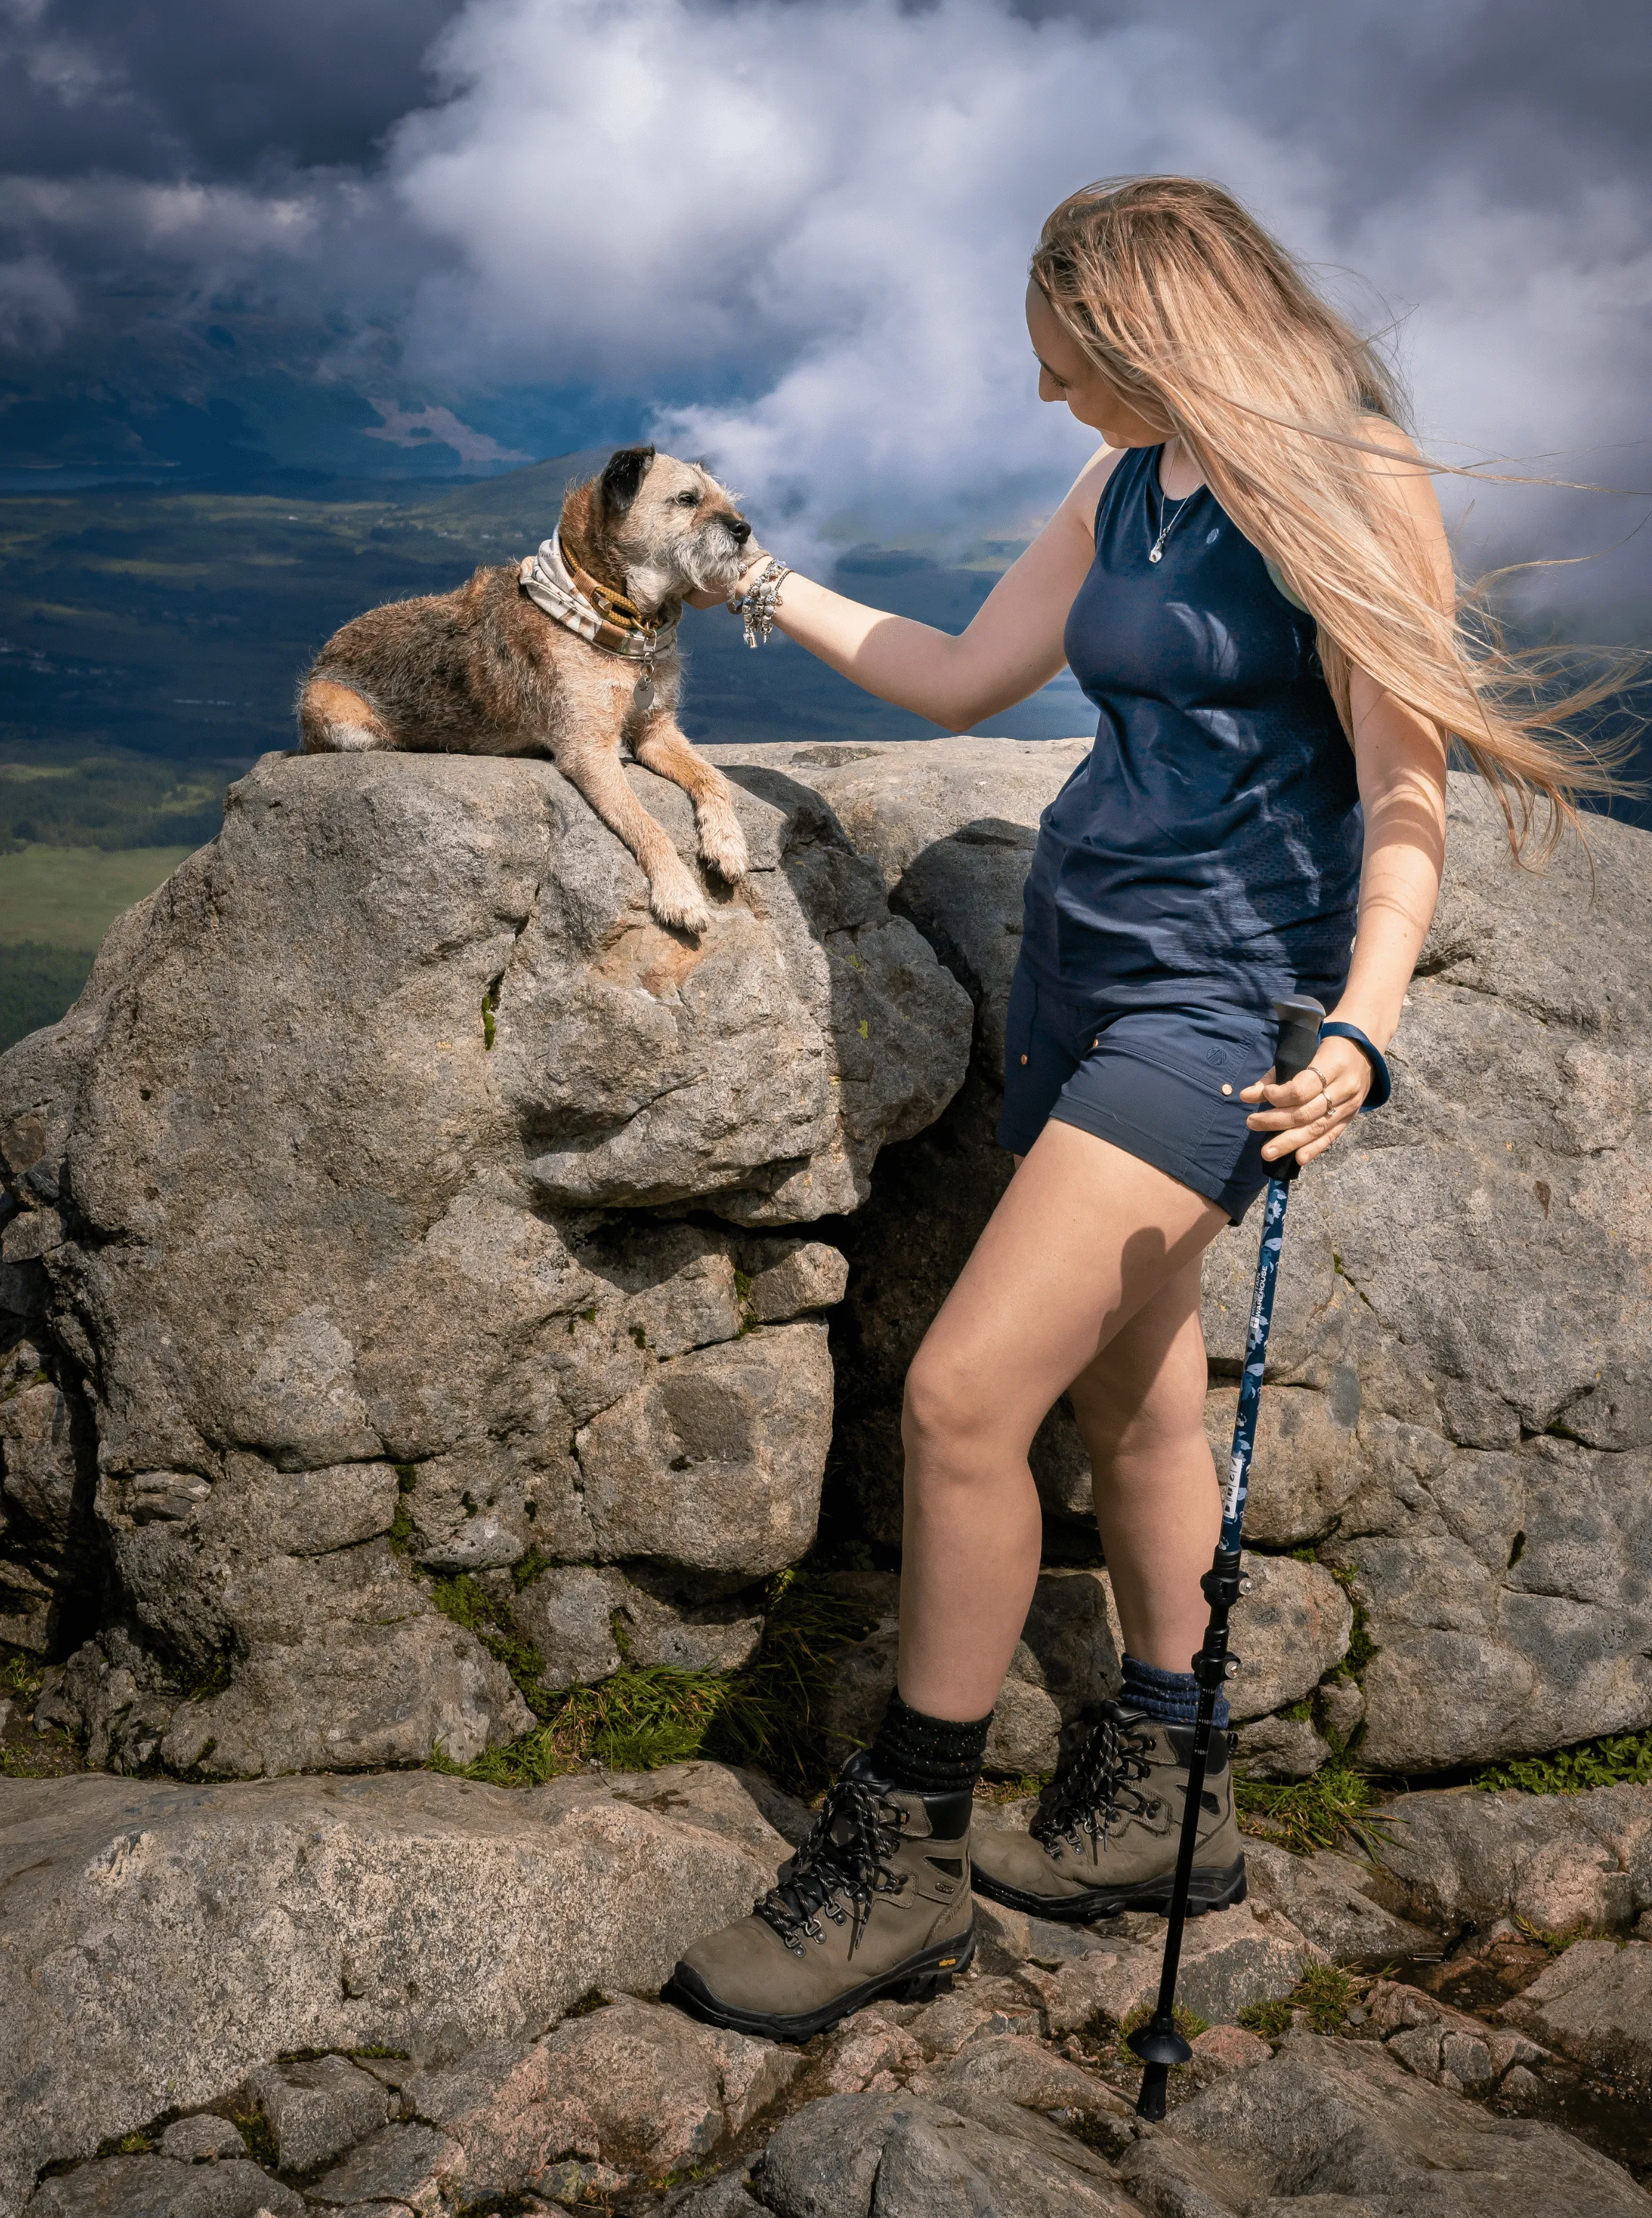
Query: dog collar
518 534 677 664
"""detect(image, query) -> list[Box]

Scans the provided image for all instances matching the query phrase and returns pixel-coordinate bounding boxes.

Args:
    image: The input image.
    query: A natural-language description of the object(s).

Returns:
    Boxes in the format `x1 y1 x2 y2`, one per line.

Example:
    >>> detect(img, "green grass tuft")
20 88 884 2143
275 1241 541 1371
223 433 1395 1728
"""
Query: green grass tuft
1236 1753 1381 1856
1118 2001 1208 2044
1239 1962 1358 2041
434 1565 879 1792
1474 1730 1652 1795
429 1573 550 1715
1237 1995 1294 2040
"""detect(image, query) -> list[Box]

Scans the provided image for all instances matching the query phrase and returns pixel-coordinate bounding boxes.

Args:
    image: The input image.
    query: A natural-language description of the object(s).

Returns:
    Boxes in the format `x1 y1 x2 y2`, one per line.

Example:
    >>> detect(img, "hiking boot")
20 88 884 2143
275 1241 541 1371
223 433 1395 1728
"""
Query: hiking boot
971 1700 1246 1922
665 1750 976 2041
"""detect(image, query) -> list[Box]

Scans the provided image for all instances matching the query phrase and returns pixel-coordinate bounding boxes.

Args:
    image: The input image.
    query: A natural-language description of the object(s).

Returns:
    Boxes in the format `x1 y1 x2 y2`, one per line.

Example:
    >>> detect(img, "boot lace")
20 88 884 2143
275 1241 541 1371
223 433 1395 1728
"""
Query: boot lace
754 1774 909 1956
1032 1711 1158 1860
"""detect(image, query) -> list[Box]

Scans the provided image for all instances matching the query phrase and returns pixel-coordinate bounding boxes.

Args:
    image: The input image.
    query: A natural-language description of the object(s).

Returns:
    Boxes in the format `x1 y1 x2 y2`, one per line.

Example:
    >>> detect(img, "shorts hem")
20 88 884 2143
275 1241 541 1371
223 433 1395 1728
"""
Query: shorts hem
1046 1099 1262 1223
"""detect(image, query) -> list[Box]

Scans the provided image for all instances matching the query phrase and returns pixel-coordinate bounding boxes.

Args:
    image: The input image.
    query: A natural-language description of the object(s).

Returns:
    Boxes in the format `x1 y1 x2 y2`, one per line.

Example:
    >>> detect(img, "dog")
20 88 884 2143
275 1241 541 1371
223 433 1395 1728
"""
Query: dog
298 445 759 932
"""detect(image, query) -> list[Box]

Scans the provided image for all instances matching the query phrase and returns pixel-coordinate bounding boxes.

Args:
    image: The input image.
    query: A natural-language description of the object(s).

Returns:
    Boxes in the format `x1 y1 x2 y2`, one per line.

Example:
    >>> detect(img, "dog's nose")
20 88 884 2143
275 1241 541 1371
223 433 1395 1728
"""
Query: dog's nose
727 517 751 545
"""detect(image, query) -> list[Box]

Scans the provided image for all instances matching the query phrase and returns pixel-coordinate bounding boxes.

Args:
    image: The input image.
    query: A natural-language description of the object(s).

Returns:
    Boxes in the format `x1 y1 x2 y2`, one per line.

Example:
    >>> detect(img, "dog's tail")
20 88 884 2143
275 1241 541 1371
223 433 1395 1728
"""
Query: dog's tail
296 666 395 754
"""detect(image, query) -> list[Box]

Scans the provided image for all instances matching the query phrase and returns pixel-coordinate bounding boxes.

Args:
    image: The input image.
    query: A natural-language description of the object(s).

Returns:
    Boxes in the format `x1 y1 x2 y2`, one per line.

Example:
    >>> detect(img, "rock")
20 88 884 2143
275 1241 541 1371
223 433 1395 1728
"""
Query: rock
602 1758 808 1864
811 2014 926 2096
1373 1781 1652 1935
528 1996 799 2175
0 1766 784 2213
1242 1841 1440 1965
743 1241 850 1323
819 1566 1120 1773
751 2087 1139 2218
1202 1379 1365 1550
1317 1674 1366 1742
245 2054 390 2174
307 2122 464 2211
1219 1554 1353 1723
1234 1713 1333 1781
1503 1936 1652 2078
1190 2024 1274 2071
0 1338 93 1653
573 1325 833 1573
903 1976 1043 2056
0 749 969 1777
1162 2029 1652 2216
909 2031 1130 2116
725 751 1652 1773
669 2174 770 2218
24 2158 303 2217
1029 1901 1321 2035
156 2117 248 2164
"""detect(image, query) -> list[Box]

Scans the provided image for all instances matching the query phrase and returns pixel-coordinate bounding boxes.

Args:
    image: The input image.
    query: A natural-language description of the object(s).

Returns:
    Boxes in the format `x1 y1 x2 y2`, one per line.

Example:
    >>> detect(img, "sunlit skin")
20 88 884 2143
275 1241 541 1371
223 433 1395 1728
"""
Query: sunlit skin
694 278 1446 1719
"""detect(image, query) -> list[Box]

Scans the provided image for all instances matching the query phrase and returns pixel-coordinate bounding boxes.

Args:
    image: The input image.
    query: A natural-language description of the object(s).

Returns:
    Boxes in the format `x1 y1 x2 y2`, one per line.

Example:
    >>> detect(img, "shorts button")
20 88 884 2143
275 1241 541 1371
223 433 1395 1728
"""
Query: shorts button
1091 1038 1100 1049
1019 1054 1028 1066
1221 1083 1233 1096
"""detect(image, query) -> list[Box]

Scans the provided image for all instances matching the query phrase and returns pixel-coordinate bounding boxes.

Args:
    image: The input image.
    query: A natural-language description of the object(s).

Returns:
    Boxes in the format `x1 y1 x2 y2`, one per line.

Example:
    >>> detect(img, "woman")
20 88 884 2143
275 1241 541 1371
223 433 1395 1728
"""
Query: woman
667 175 1611 2042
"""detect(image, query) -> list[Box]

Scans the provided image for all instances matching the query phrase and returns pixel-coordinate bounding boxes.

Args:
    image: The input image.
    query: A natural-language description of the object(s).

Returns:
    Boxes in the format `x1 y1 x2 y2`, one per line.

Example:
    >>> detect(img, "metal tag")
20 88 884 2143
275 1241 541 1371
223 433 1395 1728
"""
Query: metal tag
633 676 655 713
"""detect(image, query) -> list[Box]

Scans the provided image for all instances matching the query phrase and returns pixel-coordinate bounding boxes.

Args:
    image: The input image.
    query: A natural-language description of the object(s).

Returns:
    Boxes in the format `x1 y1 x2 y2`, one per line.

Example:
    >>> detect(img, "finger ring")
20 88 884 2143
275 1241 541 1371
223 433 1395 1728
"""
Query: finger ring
1320 1087 1333 1118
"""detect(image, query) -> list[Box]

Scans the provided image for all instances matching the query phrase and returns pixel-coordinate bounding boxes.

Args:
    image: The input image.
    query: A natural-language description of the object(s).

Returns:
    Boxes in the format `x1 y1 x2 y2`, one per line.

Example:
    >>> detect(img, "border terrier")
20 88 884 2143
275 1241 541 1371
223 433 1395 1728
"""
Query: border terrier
298 445 758 932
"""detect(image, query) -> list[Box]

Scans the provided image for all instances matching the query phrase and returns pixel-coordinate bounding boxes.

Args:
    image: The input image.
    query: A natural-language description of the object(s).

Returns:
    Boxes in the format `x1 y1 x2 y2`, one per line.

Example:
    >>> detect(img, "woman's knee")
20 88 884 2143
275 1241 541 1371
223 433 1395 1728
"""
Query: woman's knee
902 1341 1002 1465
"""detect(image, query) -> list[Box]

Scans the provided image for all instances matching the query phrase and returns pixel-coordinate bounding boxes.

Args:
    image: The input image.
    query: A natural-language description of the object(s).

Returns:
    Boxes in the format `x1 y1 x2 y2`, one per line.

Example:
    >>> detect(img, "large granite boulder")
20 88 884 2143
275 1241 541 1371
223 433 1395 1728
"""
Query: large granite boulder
0 751 969 1776
714 741 1652 1774
0 1763 789 2217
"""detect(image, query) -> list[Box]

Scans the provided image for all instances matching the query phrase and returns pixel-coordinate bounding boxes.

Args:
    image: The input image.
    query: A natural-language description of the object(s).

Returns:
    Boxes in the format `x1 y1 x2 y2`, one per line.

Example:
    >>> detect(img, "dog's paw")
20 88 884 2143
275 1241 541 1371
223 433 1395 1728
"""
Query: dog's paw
698 816 750 883
649 870 713 935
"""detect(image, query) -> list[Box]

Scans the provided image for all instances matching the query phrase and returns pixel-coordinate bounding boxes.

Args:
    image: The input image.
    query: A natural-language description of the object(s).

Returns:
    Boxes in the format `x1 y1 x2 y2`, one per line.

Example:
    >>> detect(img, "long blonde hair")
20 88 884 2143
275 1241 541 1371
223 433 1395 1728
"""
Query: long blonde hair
1032 175 1630 853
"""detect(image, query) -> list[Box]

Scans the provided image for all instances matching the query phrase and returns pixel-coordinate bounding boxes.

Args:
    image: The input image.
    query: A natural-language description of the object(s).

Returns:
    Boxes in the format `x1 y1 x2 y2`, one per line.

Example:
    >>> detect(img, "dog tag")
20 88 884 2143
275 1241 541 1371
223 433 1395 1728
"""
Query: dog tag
633 676 655 713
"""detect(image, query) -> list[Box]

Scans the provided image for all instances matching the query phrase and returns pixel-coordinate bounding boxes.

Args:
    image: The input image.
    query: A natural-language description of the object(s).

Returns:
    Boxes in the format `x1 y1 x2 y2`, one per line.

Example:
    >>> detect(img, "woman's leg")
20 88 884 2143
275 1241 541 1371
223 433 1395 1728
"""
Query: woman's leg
897 1116 1226 1721
1065 1252 1220 1677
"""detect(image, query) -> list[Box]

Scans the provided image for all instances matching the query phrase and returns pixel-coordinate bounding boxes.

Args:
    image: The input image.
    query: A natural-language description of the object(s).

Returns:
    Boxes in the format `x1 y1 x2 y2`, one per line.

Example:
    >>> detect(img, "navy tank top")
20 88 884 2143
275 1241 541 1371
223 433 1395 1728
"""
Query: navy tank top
1019 442 1362 1021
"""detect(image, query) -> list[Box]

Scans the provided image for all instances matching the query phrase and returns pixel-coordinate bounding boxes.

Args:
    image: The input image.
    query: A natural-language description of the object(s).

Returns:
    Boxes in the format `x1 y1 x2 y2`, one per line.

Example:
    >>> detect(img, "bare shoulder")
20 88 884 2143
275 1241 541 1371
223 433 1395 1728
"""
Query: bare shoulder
1055 443 1127 540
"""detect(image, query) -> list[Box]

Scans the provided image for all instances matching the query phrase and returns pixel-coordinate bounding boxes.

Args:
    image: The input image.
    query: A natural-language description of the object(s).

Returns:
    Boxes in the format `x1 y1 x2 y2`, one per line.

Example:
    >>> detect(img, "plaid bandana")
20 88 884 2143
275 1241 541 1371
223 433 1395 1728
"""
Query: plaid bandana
518 534 677 663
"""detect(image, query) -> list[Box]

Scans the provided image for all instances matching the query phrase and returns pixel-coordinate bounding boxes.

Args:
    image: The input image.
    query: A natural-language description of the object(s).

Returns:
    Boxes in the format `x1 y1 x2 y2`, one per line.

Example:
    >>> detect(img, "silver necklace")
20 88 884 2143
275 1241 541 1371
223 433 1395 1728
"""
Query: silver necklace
1147 482 1189 564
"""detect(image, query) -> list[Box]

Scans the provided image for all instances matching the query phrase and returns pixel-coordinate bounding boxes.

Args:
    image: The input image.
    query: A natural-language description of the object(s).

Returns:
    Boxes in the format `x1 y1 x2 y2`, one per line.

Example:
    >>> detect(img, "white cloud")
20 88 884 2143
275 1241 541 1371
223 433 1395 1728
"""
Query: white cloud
375 0 1648 600
364 398 531 463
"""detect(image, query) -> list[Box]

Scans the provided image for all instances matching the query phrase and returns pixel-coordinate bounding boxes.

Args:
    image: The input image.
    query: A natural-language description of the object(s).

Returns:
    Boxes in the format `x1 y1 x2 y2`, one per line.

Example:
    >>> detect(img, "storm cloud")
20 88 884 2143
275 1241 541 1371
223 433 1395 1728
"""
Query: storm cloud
1 0 1646 615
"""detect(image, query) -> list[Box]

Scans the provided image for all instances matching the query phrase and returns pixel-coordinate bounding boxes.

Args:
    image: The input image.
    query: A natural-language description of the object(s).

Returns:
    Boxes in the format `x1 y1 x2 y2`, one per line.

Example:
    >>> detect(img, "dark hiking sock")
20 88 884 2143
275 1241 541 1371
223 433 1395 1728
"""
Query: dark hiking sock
867 1689 993 1795
1121 1651 1231 1734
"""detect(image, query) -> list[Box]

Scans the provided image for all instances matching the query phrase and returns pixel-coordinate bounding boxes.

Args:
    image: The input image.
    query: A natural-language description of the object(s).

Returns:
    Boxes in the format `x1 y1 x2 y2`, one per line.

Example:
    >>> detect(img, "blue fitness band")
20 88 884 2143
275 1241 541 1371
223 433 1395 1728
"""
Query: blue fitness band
1318 1020 1391 1110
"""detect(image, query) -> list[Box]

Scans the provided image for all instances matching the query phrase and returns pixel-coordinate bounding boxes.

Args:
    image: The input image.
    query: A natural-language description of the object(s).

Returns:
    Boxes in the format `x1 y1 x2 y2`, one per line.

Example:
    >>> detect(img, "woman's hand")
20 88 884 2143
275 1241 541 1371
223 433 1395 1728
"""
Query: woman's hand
684 549 770 612
1241 1033 1373 1168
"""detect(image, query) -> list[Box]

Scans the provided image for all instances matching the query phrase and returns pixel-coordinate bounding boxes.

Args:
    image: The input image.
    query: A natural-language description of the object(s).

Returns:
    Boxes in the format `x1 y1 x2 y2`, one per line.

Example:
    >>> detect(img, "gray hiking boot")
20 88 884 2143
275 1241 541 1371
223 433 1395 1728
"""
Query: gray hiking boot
666 1750 976 2041
971 1700 1246 1922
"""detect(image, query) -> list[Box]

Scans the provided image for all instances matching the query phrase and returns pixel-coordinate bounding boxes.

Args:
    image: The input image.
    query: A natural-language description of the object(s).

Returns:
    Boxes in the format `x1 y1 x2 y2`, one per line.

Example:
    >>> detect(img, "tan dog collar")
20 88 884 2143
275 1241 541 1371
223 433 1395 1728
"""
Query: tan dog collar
518 534 677 664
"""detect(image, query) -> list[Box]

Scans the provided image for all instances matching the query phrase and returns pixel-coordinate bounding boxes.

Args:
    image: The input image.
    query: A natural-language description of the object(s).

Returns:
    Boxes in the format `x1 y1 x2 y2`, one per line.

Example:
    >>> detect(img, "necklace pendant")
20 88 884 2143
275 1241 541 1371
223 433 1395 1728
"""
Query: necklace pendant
1148 547 1163 564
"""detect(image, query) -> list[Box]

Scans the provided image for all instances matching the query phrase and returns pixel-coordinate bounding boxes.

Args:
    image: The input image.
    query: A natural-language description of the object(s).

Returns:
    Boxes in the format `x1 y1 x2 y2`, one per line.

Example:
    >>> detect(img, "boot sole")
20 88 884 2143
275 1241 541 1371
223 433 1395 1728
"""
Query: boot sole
664 1921 977 2044
972 1853 1247 1924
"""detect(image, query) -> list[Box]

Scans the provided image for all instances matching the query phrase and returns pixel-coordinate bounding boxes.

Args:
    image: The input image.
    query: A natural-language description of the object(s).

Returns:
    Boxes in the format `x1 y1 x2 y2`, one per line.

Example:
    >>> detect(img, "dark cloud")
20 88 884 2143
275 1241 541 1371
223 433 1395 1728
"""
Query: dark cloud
0 0 464 178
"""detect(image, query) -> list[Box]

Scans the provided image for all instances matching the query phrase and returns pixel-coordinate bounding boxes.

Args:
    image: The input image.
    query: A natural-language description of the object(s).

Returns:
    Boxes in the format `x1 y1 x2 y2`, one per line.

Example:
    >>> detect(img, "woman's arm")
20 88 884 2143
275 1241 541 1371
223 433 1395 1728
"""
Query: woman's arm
722 445 1117 731
1244 439 1451 1166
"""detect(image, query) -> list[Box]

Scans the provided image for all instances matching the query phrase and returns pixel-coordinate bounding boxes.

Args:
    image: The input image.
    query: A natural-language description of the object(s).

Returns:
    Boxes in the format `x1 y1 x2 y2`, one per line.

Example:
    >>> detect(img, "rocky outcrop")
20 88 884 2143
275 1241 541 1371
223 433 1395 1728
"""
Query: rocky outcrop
0 1761 790 2211
1375 1779 1652 1936
717 741 1652 1775
12 1751 1652 2217
7 731 1652 1789
0 751 970 1775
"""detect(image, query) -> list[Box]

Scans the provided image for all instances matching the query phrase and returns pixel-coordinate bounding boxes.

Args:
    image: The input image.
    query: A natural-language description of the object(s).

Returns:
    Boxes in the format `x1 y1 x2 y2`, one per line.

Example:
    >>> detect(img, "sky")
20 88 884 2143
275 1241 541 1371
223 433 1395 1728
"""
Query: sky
1 0 1648 624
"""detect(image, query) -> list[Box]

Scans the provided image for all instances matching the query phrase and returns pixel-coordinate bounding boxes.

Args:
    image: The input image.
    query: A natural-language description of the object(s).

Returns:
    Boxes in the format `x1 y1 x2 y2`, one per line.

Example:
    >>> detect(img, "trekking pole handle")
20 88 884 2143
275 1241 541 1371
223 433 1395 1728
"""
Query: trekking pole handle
1271 993 1326 1088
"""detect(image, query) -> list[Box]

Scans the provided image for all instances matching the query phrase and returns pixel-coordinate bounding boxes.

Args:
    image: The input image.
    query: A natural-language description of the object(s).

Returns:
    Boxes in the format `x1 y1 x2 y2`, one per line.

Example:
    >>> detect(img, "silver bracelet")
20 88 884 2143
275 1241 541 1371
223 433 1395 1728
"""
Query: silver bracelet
734 558 791 649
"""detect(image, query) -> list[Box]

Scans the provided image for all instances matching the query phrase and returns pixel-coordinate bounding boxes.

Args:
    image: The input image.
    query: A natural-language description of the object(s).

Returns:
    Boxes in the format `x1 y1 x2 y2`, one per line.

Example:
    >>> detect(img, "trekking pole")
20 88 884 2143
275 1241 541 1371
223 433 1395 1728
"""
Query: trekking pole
1128 992 1328 2123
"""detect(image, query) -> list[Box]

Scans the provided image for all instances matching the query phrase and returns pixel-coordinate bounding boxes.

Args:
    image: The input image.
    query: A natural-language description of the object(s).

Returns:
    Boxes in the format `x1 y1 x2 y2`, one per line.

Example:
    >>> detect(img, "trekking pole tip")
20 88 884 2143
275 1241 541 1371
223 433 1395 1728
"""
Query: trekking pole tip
1128 2014 1194 2119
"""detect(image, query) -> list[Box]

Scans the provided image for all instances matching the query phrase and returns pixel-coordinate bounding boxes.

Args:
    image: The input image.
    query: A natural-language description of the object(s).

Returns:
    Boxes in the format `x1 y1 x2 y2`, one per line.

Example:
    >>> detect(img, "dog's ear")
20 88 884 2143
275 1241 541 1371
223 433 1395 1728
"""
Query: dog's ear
599 445 655 520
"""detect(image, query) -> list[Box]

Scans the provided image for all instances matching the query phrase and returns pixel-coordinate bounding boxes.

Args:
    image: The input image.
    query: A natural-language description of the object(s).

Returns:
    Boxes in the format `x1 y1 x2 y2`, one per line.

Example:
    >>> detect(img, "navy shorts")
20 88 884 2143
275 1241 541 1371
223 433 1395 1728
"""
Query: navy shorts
997 968 1280 1222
